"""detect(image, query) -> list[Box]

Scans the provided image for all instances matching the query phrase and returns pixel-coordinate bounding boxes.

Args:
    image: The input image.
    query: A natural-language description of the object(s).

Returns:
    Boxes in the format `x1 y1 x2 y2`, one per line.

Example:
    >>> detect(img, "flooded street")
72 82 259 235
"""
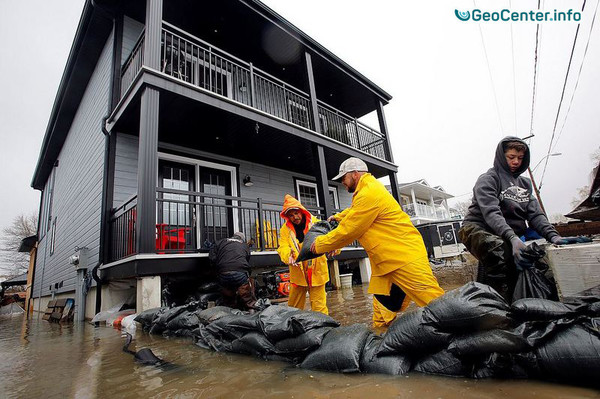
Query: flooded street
1 284 599 399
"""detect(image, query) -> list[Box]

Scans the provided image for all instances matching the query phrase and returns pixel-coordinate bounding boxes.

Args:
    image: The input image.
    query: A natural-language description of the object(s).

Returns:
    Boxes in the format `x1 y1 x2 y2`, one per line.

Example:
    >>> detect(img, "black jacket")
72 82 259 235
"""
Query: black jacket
209 238 251 274
463 136 559 242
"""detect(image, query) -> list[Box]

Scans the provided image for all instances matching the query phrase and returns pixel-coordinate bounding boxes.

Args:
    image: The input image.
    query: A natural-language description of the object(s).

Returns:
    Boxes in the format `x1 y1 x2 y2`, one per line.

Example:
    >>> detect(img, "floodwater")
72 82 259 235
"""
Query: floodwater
1 284 599 399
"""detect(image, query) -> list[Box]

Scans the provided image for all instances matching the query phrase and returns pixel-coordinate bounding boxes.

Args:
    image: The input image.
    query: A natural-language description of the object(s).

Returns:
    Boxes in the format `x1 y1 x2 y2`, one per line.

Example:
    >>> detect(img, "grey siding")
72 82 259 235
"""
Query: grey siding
33 31 113 297
121 16 144 66
113 133 138 206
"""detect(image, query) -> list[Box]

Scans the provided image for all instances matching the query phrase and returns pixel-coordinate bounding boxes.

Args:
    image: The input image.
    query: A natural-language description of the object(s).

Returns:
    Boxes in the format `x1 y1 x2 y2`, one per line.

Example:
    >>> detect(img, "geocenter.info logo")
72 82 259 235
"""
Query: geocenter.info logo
455 9 581 22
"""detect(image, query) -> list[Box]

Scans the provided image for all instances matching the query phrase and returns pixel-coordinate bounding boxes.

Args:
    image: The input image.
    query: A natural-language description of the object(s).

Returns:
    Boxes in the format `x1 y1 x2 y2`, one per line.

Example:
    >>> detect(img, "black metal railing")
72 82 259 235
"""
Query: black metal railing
108 189 360 262
118 22 389 161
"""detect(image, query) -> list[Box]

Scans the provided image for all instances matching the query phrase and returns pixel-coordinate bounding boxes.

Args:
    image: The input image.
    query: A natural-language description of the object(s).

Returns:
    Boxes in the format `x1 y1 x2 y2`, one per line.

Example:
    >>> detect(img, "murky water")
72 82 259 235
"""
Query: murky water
1 285 599 399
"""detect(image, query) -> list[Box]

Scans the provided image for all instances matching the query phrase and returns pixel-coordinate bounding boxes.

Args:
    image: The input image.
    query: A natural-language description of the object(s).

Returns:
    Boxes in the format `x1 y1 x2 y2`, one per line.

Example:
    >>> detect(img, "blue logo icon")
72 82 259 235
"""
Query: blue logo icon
455 10 471 21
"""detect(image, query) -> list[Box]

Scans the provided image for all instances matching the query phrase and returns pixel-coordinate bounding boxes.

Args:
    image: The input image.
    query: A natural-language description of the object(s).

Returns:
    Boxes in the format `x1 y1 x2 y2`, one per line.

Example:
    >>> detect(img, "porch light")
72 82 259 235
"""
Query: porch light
243 175 254 187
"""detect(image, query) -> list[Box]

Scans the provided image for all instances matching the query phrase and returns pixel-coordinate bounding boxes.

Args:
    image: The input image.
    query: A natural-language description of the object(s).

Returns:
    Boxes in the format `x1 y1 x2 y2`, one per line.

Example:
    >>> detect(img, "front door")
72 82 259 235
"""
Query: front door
157 160 196 251
199 167 233 249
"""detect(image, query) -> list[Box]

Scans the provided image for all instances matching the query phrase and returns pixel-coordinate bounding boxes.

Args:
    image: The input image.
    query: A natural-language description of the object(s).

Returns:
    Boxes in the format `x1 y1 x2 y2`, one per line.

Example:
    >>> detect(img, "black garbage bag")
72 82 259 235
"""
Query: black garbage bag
510 298 579 321
206 313 260 341
166 310 200 331
134 307 167 330
425 282 511 332
376 308 451 356
231 332 278 357
535 321 600 382
274 326 333 356
512 268 558 302
196 292 221 309
296 221 336 262
300 324 371 373
150 304 189 334
412 349 468 377
194 324 233 352
259 305 338 341
196 306 243 325
448 326 531 356
360 334 411 375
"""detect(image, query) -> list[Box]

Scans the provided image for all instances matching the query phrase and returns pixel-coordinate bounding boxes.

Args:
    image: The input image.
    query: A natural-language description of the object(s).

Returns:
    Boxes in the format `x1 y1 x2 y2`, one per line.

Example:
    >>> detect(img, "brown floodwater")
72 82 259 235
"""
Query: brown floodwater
1 284 599 399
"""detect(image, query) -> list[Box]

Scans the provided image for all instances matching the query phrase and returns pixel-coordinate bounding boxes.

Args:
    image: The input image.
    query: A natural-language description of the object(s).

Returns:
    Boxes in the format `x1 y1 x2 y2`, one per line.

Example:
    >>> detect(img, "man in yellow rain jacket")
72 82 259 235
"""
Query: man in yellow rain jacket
310 158 444 327
277 194 330 314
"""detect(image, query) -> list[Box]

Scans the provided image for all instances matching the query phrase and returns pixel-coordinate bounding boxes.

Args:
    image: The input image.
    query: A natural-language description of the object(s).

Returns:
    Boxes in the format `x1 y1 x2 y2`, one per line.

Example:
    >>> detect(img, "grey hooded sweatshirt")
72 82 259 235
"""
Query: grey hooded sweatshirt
463 136 559 242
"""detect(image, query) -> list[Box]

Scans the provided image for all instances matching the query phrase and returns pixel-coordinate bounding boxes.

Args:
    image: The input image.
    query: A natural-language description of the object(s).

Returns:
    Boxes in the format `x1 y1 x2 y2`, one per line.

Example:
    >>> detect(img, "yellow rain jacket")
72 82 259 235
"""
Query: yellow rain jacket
314 173 434 296
277 195 330 287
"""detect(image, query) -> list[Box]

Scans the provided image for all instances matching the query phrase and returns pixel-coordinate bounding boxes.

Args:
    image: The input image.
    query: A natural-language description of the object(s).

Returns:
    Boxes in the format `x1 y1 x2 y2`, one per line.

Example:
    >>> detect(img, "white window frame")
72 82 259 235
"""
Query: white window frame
158 152 239 245
295 180 340 209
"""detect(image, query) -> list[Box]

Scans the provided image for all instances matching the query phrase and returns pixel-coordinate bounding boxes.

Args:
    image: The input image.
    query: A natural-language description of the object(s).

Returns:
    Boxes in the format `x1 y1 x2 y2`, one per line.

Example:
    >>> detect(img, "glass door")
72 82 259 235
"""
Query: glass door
157 161 196 251
199 167 233 249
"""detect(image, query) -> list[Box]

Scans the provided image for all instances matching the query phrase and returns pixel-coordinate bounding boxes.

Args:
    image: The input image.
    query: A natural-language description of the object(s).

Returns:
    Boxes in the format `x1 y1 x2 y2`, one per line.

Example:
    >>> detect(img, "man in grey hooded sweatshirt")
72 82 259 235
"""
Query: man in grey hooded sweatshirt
459 137 571 301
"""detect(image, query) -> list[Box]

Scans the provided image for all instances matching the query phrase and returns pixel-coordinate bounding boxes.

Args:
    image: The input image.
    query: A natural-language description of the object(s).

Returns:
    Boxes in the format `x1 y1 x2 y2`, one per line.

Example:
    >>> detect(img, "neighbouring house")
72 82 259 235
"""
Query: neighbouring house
30 0 401 319
388 179 465 260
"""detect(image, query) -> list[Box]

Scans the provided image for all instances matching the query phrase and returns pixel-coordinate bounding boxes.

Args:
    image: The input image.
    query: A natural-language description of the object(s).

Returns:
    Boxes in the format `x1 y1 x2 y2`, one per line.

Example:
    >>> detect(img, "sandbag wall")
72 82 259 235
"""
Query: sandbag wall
134 282 600 385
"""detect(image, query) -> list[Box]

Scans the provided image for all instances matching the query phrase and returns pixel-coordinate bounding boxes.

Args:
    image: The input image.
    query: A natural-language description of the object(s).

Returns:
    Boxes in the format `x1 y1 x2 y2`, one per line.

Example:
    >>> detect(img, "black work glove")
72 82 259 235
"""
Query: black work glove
550 236 593 245
510 236 527 266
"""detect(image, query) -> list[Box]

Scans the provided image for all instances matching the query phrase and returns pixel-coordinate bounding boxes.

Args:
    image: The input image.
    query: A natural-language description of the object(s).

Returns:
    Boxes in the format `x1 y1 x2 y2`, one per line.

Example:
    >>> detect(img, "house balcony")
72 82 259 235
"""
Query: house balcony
118 22 389 162
108 188 362 265
403 203 450 221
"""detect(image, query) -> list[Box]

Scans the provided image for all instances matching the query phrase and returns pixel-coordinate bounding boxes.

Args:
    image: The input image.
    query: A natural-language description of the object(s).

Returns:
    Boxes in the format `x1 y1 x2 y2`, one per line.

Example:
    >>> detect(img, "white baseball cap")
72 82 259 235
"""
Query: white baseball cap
332 157 368 181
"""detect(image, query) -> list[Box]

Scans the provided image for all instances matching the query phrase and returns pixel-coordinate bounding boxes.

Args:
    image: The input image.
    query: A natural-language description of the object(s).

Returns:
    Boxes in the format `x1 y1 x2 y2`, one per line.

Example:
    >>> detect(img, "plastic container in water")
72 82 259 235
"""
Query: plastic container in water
340 273 353 288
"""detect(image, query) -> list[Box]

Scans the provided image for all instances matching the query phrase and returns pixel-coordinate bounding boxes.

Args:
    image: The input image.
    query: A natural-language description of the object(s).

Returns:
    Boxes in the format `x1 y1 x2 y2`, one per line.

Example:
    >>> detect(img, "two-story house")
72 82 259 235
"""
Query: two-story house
30 0 401 319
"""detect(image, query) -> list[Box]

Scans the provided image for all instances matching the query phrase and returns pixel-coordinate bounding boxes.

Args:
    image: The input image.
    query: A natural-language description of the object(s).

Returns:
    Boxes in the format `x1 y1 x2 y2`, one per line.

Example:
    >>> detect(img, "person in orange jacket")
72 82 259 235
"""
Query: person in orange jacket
310 157 444 327
277 194 330 314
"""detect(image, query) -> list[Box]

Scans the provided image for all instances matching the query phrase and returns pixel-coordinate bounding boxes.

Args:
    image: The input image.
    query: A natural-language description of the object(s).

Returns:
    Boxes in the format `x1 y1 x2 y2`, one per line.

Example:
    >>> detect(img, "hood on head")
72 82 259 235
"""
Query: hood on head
494 136 530 177
280 194 313 232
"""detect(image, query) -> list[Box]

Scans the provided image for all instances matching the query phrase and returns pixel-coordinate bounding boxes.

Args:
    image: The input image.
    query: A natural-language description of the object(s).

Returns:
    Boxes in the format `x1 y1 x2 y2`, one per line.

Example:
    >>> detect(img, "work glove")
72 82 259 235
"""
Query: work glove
550 236 593 245
510 236 527 265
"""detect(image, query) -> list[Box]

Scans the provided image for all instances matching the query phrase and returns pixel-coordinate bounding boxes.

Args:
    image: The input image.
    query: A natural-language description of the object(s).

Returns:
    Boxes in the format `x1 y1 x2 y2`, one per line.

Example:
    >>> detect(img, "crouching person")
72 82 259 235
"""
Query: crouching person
209 232 256 311
277 194 330 314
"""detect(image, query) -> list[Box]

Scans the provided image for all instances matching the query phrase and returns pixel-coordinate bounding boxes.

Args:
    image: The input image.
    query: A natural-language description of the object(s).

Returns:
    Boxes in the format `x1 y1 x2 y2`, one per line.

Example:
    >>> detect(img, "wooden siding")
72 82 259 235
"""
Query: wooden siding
113 137 351 211
121 16 144 66
33 31 114 297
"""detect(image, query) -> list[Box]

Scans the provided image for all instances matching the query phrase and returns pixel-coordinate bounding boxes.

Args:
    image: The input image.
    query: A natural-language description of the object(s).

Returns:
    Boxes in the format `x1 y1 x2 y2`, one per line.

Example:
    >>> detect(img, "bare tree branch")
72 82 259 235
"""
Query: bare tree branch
0 212 37 277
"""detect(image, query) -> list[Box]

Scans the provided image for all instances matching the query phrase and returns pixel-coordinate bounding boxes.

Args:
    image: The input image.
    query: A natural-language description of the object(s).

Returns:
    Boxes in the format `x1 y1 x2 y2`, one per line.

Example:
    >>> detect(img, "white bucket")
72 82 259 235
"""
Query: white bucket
340 273 353 288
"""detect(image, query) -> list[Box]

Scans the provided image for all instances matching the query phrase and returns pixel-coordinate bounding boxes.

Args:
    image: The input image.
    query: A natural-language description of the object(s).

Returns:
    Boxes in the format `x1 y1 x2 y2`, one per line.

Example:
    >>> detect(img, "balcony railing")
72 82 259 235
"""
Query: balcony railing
119 22 388 161
403 203 450 220
108 189 359 263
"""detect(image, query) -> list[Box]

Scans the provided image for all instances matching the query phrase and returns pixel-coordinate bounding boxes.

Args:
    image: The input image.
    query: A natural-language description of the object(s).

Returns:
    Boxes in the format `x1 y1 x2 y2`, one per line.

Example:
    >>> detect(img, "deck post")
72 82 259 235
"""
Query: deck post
136 276 162 312
136 87 160 253
358 257 372 284
143 0 163 70
313 144 333 218
329 259 341 289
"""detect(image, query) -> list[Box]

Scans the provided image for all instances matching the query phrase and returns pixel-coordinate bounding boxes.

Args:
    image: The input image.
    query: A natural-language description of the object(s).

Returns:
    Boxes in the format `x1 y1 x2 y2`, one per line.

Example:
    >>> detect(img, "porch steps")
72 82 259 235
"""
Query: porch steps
42 298 75 322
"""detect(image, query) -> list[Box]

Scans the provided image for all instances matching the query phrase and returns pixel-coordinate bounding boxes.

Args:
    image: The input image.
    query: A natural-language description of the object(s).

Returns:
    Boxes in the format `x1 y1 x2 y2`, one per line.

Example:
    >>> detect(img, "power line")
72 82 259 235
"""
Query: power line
528 0 543 138
474 0 505 134
552 0 600 153
539 0 588 189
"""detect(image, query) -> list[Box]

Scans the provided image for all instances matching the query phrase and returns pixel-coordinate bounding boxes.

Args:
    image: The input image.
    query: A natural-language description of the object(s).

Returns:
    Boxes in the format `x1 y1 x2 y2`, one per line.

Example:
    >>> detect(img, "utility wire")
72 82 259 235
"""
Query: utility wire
552 0 600 153
509 0 518 134
539 0 587 189
474 0 505 134
528 0 543 139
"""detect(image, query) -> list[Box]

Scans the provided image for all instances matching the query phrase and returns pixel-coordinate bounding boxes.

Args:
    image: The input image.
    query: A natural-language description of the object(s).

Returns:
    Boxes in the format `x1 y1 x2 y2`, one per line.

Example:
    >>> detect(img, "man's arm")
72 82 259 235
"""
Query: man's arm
313 193 379 253
277 227 297 265
475 175 518 240
524 182 560 242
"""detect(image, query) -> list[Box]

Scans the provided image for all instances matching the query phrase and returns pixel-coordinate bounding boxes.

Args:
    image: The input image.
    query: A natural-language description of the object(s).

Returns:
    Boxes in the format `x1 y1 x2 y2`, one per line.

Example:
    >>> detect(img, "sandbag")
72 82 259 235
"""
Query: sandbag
166 310 200 331
376 308 450 356
196 292 221 308
425 282 511 331
296 221 336 262
471 352 531 379
412 349 467 377
512 267 558 302
150 305 188 334
535 322 600 382
134 307 167 330
196 306 243 325
205 313 260 341
448 326 530 356
300 324 370 373
231 332 277 357
257 305 301 341
510 298 579 321
194 324 233 352
360 334 411 375
274 326 333 355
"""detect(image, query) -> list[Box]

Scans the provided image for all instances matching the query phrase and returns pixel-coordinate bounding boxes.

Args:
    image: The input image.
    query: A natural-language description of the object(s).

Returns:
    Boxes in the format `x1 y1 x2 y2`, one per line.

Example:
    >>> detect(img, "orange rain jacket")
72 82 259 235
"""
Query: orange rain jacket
277 195 330 287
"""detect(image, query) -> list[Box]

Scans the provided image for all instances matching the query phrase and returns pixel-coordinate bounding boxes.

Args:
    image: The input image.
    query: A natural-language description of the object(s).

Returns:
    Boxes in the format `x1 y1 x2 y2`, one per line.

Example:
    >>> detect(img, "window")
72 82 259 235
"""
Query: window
40 167 57 237
295 180 340 211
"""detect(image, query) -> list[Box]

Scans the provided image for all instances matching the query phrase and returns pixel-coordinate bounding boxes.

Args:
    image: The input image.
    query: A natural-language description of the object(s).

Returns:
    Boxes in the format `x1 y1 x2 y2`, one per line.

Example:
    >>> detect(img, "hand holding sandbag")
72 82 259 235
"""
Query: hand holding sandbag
510 236 527 264
550 236 592 245
296 221 337 262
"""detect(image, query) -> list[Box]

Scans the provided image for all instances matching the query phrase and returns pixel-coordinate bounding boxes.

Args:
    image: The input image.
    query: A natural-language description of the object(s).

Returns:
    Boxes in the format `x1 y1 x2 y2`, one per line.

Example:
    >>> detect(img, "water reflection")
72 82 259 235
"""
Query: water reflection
1 285 598 398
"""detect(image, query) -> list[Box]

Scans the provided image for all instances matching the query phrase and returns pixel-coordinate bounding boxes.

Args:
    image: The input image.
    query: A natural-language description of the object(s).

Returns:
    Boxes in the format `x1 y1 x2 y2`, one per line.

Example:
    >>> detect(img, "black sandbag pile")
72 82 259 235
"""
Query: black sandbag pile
513 243 558 302
360 334 411 375
296 221 336 262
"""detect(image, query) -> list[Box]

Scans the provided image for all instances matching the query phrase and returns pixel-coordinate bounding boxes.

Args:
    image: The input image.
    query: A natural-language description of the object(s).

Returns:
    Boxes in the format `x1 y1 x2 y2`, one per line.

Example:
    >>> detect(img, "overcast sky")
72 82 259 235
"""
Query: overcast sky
1 0 599 248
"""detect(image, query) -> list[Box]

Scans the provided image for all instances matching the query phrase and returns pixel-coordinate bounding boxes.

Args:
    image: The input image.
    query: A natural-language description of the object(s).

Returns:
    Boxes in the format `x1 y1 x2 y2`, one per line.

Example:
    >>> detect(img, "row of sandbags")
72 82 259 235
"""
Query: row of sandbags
134 282 600 385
